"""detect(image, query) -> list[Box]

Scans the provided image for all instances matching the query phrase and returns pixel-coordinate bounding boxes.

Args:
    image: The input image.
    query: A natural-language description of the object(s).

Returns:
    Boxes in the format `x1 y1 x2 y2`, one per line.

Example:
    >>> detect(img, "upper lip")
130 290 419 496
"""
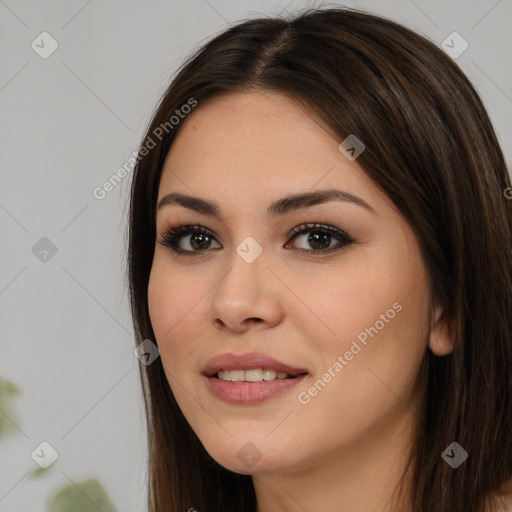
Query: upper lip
203 352 309 377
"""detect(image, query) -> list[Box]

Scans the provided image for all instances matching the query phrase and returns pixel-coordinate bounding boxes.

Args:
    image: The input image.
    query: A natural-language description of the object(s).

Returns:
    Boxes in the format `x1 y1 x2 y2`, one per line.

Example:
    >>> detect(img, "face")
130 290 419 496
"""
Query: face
147 90 441 475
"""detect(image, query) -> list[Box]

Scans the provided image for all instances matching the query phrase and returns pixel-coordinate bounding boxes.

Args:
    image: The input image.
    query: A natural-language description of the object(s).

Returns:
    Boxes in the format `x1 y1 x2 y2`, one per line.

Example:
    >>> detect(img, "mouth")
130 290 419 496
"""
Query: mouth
214 368 307 382
203 352 309 404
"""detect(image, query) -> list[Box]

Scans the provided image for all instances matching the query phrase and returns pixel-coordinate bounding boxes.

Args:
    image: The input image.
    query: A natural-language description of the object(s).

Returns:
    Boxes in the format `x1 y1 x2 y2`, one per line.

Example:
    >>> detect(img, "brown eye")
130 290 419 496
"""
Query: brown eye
159 222 355 257
159 224 220 256
285 222 355 255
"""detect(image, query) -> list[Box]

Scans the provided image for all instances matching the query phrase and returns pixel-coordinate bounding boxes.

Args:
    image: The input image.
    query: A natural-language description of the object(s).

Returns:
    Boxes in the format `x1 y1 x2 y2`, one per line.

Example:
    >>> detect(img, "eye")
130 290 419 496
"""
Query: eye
284 222 355 255
158 223 220 256
158 222 355 257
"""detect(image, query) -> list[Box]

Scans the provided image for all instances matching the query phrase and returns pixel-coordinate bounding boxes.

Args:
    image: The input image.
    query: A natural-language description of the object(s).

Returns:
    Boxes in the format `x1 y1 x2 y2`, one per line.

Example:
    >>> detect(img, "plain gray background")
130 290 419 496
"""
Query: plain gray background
0 0 510 510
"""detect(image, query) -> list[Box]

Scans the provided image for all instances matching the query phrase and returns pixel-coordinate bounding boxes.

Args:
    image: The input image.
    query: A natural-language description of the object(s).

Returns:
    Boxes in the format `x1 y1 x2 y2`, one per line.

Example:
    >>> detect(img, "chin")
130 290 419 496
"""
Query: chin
199 433 299 475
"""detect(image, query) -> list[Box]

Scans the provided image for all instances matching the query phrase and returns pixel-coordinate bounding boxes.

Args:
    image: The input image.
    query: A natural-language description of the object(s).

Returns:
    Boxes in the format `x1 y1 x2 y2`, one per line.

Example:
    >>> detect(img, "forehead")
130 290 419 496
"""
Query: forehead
158 90 392 216
166 90 332 164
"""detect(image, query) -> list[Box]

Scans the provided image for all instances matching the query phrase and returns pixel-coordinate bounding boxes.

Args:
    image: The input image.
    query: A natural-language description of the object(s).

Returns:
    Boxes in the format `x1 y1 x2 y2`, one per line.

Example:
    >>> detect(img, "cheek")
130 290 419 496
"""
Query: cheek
294 272 428 441
302 257 429 385
148 259 198 332
147 264 173 339
147 264 195 359
300 262 397 353
147 260 214 382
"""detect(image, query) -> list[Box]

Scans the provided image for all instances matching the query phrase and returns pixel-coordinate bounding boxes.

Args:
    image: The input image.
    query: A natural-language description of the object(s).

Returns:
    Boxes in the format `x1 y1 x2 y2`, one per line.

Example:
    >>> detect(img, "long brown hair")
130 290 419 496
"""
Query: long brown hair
127 7 512 511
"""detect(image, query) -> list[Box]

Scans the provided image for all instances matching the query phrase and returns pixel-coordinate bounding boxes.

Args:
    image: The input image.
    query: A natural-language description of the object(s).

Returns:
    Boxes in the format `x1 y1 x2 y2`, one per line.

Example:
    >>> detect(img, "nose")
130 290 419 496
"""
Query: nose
207 244 285 333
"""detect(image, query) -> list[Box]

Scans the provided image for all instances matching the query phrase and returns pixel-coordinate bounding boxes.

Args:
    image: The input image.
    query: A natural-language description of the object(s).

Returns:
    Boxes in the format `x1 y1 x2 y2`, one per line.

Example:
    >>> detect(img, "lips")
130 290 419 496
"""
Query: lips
203 352 309 378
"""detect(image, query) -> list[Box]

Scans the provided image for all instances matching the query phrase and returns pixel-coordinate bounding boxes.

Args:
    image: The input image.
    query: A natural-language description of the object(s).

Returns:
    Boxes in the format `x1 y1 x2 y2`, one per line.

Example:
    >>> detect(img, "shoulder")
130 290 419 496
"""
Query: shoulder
488 479 512 512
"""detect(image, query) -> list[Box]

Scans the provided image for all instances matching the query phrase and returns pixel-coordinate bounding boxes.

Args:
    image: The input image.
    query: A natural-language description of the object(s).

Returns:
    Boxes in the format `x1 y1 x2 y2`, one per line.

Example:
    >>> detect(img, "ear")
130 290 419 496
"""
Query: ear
428 304 455 356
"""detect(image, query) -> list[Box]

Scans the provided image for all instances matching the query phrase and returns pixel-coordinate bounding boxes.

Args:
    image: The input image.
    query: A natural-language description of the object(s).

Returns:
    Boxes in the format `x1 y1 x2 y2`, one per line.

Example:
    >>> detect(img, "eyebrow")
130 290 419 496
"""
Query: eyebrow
157 188 377 217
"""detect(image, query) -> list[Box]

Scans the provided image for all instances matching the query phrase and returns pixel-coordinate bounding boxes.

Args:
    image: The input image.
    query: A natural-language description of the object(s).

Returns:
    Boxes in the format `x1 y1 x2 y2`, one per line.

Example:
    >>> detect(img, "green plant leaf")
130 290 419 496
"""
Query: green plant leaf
0 376 21 439
30 465 51 477
47 478 118 512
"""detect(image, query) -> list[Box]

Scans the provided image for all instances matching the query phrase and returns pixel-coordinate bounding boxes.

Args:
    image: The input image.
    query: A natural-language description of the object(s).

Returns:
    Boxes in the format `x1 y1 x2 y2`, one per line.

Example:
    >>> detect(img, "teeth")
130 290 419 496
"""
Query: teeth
229 370 245 382
217 368 292 382
245 369 263 382
263 369 277 380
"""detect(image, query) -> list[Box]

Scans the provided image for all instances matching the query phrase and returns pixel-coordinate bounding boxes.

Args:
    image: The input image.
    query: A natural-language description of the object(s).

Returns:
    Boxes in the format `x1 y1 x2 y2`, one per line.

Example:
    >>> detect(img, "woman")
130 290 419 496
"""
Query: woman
127 7 512 512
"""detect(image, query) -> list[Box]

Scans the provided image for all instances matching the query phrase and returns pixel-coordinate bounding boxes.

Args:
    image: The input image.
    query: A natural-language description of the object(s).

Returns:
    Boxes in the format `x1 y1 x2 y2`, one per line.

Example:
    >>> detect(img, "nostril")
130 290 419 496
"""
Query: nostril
210 319 223 330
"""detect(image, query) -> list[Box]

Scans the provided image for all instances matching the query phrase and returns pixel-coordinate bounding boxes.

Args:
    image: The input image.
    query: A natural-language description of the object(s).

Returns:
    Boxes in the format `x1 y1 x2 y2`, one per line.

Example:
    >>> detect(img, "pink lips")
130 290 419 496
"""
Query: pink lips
203 352 309 404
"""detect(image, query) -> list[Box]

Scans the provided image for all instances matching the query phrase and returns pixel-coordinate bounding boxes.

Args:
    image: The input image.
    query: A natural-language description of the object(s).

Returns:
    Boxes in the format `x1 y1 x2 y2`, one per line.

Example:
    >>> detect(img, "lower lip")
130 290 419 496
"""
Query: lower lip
206 374 308 404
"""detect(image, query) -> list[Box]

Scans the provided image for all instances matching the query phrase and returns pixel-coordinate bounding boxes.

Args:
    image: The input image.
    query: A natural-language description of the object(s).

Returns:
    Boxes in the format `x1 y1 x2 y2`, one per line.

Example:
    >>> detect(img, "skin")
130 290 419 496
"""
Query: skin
147 90 454 512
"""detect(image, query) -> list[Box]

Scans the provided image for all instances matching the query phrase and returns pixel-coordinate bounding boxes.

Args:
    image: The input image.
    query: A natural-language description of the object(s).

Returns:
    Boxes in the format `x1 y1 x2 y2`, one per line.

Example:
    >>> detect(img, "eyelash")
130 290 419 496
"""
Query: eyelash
158 222 355 257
